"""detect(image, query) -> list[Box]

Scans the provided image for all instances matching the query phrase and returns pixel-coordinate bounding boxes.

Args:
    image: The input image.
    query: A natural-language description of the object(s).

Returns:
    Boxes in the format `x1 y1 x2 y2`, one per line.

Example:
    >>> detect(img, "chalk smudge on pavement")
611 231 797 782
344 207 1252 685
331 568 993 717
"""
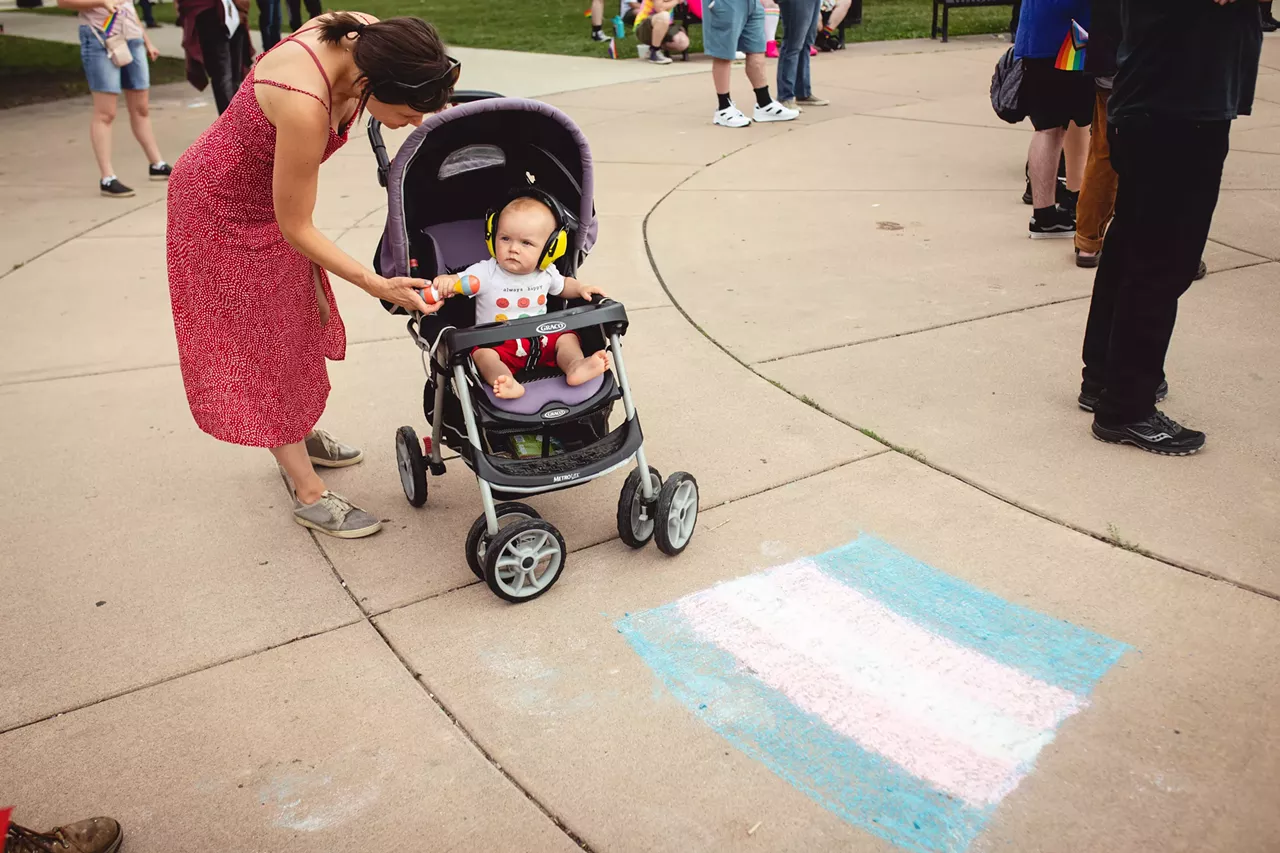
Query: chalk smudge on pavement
617 535 1131 853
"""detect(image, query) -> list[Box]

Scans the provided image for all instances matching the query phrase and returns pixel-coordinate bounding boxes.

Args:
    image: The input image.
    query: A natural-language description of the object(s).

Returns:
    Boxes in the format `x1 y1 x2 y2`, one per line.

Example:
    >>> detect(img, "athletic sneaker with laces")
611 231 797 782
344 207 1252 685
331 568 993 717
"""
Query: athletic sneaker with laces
647 48 673 64
1028 204 1075 239
305 428 364 467
714 102 752 127
753 100 799 122
99 177 135 198
1091 410 1205 456
1078 379 1167 413
6 818 123 853
293 491 382 538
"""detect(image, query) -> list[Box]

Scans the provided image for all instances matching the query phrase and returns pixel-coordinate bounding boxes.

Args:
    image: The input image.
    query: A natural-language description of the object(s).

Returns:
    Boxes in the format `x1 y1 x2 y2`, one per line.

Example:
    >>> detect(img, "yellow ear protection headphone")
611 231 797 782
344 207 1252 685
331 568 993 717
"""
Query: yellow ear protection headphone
484 186 570 272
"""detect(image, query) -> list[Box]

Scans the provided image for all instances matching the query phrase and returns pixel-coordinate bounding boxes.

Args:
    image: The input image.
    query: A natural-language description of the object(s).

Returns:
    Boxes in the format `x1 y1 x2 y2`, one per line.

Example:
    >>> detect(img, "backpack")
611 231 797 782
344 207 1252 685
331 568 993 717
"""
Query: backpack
990 46 1026 124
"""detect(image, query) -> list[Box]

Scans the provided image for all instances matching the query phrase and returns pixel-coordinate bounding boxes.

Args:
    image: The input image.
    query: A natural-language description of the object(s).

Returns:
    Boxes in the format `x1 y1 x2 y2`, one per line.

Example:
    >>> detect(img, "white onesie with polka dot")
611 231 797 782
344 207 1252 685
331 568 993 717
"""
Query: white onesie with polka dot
463 257 565 324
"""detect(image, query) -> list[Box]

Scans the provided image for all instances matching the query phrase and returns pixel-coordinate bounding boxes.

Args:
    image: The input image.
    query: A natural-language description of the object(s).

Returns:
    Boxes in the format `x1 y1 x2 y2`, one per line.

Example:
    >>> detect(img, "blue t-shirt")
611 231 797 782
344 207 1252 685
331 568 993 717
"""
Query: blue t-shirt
1014 0 1090 60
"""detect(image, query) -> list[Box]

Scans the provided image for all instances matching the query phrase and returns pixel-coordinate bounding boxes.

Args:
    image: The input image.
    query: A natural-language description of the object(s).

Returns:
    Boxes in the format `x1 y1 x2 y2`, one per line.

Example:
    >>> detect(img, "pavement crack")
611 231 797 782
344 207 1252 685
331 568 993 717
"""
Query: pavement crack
1 197 166 283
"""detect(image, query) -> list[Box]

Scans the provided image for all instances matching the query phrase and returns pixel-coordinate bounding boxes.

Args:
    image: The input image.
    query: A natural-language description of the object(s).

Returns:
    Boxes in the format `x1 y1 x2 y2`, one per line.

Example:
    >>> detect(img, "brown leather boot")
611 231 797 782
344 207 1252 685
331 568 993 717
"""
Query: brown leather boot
5 818 122 853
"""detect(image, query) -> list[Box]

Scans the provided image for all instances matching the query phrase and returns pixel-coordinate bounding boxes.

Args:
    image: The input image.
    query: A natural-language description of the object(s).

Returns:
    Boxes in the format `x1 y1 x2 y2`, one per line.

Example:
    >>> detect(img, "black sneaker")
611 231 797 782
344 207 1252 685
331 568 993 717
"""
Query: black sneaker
1029 205 1075 239
1092 410 1205 456
100 177 135 198
149 162 172 181
1262 15 1277 32
1078 380 1168 413
1022 175 1067 206
590 29 609 41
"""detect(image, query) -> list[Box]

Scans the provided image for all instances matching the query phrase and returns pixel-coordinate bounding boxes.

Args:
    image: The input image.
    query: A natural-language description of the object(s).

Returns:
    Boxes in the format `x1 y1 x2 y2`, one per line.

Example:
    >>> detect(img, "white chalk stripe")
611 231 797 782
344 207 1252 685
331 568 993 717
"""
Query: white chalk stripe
680 592 1023 806
708 565 1059 766
701 561 1085 732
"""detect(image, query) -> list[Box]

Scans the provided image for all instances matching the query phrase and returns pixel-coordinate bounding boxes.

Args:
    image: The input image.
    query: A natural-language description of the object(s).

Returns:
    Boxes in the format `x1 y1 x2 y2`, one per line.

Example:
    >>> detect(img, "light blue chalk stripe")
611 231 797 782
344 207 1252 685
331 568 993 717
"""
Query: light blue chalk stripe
812 536 1131 696
618 605 994 853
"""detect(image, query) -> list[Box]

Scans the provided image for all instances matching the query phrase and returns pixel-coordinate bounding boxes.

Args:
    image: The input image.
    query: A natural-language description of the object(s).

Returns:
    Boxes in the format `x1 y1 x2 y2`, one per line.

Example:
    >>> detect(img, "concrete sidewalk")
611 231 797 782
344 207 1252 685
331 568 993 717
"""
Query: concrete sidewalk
2 31 1278 853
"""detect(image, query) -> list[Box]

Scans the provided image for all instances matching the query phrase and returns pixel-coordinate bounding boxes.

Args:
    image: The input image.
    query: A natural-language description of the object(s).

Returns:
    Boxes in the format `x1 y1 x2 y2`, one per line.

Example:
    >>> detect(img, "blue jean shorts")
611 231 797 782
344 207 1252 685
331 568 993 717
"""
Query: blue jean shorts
79 25 150 93
702 0 767 59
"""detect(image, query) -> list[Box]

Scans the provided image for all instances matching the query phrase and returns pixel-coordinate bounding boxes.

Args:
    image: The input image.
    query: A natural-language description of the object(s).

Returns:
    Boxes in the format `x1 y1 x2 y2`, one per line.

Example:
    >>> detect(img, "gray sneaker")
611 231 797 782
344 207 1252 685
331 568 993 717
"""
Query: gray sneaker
293 491 382 539
306 428 363 468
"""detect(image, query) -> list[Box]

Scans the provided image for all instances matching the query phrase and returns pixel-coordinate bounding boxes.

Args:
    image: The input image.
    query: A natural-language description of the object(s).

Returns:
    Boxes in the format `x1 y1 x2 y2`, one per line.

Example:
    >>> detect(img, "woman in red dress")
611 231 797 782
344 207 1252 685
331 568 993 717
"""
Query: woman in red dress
168 11 455 539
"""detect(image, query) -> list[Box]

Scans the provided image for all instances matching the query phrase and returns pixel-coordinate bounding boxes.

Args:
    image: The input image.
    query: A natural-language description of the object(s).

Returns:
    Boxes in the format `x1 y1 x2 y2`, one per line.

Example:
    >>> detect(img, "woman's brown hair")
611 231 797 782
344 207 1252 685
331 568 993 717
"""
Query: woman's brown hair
318 12 457 113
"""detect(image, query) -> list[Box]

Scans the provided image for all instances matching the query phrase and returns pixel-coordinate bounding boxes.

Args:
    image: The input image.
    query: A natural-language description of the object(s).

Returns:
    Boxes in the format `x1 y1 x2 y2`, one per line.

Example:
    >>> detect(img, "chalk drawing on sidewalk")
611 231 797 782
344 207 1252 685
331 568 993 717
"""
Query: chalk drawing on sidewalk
617 535 1131 853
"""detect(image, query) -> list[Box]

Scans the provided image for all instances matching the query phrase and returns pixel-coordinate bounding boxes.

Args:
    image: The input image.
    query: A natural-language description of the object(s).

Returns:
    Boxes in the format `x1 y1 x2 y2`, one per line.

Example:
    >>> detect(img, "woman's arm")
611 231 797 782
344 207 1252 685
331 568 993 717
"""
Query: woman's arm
269 93 430 313
57 0 113 10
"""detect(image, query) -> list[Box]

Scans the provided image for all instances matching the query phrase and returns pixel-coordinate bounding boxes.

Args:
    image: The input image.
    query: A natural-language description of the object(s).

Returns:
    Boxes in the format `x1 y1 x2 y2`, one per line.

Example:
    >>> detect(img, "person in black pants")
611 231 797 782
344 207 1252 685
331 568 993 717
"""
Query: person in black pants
258 0 282 50
1079 0 1262 455
287 0 322 32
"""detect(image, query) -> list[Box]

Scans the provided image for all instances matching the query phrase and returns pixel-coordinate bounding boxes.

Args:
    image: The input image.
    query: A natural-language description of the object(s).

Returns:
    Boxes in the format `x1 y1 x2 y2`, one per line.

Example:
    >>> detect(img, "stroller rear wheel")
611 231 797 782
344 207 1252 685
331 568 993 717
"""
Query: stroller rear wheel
466 502 542 580
395 426 428 507
617 466 662 548
654 472 699 556
483 519 566 603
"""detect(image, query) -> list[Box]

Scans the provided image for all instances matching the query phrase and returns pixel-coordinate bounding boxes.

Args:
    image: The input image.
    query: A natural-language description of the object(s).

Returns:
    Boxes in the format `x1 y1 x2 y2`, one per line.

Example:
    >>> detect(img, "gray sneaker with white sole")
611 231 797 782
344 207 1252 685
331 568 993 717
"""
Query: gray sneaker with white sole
293 491 382 539
306 428 363 468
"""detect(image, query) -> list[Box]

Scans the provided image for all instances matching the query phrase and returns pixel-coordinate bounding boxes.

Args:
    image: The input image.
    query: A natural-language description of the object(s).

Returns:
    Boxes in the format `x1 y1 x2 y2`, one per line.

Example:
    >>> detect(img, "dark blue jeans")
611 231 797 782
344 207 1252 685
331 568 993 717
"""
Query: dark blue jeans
777 0 822 101
257 0 281 51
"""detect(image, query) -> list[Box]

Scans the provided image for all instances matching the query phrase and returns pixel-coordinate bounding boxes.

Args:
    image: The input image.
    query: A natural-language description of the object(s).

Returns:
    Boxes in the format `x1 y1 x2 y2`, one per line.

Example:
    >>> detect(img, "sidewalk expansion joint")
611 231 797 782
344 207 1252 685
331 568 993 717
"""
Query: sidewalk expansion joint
1 197 165 284
641 133 1280 607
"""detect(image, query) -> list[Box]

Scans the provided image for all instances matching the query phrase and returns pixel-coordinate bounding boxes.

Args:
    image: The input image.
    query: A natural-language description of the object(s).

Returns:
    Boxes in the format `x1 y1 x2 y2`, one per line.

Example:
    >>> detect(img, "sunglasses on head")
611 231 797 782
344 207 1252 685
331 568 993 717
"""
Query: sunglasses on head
369 56 462 113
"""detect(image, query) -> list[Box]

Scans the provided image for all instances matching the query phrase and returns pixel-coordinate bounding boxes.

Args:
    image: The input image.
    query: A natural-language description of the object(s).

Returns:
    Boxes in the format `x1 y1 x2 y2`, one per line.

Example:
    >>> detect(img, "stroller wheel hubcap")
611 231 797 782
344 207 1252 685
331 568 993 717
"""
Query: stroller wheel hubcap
493 528 563 597
667 480 698 547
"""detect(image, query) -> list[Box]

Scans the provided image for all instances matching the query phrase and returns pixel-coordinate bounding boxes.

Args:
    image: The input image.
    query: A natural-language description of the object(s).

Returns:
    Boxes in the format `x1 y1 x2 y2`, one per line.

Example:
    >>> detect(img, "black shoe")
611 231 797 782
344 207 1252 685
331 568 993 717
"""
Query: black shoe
149 162 172 181
1262 15 1277 32
1029 205 1075 239
100 177 135 198
1057 184 1078 213
1194 259 1207 281
146 20 161 28
1092 410 1205 456
1075 248 1100 268
1078 379 1167 413
590 29 609 41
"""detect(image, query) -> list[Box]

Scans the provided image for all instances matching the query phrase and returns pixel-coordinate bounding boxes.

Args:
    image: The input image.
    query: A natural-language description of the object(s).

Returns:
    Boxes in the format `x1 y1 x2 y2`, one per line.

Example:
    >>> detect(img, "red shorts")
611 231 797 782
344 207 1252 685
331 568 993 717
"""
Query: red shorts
476 331 566 374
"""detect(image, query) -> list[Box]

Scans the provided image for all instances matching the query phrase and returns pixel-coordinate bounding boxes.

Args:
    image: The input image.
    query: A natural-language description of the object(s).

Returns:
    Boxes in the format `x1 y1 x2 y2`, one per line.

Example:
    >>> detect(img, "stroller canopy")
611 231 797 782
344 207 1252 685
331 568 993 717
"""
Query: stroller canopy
379 98 598 280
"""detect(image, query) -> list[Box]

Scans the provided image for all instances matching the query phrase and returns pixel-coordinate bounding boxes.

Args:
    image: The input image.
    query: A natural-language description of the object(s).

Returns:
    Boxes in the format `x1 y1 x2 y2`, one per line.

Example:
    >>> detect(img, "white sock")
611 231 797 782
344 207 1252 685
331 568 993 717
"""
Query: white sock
101 175 117 184
152 160 167 168
765 7 780 42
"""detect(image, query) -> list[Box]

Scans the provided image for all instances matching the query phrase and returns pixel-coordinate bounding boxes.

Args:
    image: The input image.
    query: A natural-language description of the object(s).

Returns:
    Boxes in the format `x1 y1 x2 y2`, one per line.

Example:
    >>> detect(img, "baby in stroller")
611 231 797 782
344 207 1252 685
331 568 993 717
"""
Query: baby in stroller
429 187 613 400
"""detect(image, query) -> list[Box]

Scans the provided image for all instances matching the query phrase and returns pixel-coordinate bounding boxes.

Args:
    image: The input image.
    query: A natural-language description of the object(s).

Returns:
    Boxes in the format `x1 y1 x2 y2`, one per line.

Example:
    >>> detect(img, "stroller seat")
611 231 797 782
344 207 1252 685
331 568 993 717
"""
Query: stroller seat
476 370 617 427
422 219 488 273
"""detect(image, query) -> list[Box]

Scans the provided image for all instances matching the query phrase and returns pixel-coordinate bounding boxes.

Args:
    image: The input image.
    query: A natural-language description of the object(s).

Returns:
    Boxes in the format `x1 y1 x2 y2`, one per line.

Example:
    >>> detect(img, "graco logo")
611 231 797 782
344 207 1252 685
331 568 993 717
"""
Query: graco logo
542 407 570 419
536 321 567 335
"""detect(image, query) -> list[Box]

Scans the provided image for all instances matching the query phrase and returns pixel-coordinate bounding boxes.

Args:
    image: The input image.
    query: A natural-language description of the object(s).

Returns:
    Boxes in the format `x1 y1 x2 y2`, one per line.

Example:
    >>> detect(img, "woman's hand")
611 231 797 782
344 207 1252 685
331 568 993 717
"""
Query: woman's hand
145 38 160 61
366 274 435 314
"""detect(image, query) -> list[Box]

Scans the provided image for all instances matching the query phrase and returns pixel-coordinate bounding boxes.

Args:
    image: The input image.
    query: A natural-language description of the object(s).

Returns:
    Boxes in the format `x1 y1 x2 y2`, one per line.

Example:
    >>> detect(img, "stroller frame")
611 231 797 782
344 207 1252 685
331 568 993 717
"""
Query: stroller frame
370 93 699 604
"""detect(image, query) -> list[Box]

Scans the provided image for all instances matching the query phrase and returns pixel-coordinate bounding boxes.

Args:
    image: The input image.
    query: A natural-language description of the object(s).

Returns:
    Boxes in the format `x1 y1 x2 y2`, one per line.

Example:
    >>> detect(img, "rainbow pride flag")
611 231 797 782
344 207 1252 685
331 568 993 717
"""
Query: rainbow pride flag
606 36 618 59
1055 19 1089 71
102 8 120 34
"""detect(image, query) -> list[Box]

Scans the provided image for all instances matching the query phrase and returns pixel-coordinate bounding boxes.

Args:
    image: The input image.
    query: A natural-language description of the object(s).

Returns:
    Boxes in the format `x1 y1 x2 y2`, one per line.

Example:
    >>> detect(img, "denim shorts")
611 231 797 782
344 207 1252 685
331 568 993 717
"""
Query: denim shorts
702 0 766 59
79 25 150 93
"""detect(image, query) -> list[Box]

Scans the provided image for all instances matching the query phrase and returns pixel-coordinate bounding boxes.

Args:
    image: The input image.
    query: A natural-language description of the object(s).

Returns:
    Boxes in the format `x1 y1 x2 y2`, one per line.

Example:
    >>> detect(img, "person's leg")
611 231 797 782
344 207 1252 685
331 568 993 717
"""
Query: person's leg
473 347 524 399
271 442 326 504
1028 127 1067 208
665 28 690 54
138 0 157 26
1063 120 1088 193
302 0 321 21
712 58 733 98
1080 122 1128 392
745 51 768 90
649 14 670 48
1095 121 1229 426
590 0 605 37
827 0 851 28
123 89 163 165
794 0 822 99
286 0 302 31
89 92 119 180
555 333 612 386
776 0 805 102
257 0 280 51
195 7 236 114
764 1 780 56
1075 89 1116 257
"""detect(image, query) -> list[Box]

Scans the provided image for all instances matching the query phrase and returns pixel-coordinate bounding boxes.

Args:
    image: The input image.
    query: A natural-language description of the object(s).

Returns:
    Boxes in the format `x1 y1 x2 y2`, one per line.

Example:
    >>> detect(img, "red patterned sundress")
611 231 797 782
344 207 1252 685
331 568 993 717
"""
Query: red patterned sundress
167 30 356 448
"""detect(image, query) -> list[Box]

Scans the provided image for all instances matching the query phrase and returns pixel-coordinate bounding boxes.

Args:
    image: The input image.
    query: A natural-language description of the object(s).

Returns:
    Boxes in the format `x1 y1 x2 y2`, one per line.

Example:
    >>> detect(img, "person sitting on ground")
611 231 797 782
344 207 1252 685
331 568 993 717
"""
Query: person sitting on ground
635 0 689 64
705 0 799 126
816 0 850 50
431 192 612 401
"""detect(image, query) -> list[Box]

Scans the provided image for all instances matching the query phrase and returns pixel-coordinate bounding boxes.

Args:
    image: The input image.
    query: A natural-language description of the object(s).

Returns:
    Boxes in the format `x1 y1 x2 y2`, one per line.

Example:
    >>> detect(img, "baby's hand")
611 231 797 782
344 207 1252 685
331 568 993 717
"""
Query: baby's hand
430 274 459 299
578 283 607 302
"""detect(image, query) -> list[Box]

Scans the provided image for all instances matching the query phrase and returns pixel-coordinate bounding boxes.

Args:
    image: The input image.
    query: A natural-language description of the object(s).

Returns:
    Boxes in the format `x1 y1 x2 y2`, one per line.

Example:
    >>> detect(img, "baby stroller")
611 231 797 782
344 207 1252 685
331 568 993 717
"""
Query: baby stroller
369 93 700 604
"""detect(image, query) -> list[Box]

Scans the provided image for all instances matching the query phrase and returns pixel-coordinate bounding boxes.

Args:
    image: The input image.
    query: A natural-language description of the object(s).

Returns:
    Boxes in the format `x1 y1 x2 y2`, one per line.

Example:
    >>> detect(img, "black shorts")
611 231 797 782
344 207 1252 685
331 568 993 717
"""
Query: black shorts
1020 58 1093 131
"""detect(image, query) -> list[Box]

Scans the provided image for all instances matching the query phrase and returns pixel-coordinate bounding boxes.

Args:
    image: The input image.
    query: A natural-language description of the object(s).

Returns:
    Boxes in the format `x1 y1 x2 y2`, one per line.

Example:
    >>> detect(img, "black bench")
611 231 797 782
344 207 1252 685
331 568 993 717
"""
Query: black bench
931 0 1013 43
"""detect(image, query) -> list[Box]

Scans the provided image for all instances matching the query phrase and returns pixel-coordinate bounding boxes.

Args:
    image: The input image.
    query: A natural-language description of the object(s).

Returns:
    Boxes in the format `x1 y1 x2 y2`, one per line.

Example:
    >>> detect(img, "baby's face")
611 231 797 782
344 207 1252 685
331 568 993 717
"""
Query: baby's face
493 203 556 275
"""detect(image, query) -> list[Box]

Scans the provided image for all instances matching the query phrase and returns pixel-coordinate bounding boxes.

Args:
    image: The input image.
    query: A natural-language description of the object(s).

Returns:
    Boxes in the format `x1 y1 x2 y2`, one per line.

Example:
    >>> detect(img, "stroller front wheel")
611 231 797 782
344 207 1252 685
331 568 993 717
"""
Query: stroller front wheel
466 502 542 580
654 472 699 557
395 426 428 507
483 519 566 603
617 466 662 548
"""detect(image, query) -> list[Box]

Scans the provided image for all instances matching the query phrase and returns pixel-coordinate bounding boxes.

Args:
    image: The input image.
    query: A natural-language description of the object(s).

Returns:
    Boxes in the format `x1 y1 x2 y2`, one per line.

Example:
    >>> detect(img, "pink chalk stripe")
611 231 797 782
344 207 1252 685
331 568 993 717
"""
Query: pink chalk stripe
704 561 1085 732
706 566 1056 765
680 591 1024 806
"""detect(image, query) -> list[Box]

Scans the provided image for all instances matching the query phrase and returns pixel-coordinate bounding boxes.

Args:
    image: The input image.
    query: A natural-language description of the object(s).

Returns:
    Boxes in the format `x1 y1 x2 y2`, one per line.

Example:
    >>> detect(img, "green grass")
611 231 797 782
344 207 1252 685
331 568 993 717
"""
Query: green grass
13 0 1010 59
0 33 187 108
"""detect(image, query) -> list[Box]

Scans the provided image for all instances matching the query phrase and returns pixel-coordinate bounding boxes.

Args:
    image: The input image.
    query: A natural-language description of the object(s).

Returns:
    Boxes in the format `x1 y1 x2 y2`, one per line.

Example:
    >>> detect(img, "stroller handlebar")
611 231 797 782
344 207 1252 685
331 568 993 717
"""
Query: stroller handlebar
437 298 630 359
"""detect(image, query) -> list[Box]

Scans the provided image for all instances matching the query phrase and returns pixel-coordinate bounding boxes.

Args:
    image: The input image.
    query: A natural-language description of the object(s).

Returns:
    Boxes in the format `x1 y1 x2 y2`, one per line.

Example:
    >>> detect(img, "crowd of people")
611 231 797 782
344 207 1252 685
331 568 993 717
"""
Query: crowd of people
1013 0 1266 456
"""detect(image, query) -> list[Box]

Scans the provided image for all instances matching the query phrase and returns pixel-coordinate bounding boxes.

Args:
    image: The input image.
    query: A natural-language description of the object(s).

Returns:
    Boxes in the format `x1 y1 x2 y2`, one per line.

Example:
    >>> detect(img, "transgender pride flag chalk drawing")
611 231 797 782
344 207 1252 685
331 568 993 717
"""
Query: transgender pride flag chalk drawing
617 536 1131 853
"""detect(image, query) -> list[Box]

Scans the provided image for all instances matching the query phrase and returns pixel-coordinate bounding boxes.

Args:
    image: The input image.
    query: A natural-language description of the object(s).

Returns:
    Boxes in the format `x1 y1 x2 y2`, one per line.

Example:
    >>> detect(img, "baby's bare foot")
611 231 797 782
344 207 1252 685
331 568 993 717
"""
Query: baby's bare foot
565 350 612 386
493 374 525 399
